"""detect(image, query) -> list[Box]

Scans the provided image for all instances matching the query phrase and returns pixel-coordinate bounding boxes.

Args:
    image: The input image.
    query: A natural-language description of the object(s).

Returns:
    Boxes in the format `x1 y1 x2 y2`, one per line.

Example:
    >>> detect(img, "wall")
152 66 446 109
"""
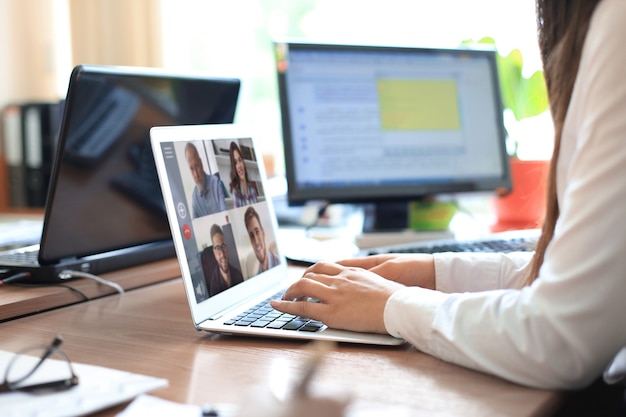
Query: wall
0 0 68 108
69 0 162 67
0 0 163 109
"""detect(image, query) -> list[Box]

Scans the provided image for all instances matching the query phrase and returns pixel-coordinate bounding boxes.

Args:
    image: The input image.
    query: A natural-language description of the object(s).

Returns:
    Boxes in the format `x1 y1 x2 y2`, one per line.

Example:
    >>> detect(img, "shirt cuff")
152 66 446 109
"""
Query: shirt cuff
383 286 449 346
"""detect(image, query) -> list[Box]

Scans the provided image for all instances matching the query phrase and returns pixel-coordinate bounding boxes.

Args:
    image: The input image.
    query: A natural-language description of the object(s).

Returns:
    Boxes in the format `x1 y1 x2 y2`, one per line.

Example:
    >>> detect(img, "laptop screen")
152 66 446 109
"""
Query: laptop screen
151 130 283 307
275 42 510 204
39 65 240 263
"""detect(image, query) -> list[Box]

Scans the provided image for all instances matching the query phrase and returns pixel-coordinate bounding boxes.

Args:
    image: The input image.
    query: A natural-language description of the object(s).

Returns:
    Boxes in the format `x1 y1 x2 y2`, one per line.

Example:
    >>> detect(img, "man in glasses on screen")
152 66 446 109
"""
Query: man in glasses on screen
206 224 243 296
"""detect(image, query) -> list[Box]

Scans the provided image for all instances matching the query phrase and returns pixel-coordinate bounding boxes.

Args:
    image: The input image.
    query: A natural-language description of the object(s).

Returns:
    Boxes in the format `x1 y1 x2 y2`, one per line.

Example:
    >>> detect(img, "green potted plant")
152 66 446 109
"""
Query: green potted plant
464 37 551 231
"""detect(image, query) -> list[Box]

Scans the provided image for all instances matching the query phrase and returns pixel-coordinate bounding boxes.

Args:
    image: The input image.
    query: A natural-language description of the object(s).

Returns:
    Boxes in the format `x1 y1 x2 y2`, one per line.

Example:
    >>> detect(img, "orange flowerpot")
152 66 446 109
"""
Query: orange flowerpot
491 158 549 232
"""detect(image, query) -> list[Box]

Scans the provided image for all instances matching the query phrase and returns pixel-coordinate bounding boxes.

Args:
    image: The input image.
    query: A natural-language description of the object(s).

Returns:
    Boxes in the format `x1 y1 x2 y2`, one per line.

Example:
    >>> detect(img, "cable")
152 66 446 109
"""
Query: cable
0 269 122 297
0 272 31 286
58 270 125 295
304 202 330 233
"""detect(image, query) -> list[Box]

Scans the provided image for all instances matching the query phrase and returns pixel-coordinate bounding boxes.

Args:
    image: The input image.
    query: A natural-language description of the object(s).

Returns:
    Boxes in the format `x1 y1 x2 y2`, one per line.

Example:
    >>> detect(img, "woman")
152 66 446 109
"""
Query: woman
229 141 258 208
271 0 626 391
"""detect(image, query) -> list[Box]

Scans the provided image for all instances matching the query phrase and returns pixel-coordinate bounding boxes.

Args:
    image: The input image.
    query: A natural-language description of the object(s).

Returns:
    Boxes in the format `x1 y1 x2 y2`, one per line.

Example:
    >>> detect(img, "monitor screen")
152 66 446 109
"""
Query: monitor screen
39 65 240 262
275 42 511 207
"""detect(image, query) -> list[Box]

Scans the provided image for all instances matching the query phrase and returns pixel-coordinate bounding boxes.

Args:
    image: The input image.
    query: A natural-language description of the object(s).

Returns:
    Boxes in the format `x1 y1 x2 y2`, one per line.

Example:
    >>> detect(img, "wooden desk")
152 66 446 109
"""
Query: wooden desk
0 271 562 416
0 257 181 322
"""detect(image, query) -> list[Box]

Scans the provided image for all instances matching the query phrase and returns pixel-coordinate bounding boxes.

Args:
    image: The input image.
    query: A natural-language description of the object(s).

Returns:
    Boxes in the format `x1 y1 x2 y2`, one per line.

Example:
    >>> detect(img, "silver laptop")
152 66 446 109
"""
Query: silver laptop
150 123 404 345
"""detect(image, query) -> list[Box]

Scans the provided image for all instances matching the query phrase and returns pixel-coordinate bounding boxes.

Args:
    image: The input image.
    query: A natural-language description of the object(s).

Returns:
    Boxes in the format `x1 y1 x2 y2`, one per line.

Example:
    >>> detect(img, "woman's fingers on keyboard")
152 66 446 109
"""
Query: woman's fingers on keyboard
281 275 331 301
270 297 326 320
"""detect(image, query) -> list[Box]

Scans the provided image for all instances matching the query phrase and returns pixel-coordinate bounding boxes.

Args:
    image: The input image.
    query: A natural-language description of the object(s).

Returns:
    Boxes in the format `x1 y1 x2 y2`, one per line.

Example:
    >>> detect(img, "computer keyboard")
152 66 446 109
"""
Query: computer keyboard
224 292 325 332
0 219 42 252
364 229 540 256
283 229 540 266
0 245 40 266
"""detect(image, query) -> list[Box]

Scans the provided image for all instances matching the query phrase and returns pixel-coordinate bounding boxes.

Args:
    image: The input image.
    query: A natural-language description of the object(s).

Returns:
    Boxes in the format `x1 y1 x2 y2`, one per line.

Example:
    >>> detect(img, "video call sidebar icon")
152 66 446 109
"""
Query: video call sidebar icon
177 202 192 240
183 224 192 240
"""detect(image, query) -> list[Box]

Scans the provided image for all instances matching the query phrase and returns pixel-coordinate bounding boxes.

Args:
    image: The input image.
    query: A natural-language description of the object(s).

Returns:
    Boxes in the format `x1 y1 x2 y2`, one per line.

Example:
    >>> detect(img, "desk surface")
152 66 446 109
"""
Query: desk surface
0 257 181 322
0 269 562 417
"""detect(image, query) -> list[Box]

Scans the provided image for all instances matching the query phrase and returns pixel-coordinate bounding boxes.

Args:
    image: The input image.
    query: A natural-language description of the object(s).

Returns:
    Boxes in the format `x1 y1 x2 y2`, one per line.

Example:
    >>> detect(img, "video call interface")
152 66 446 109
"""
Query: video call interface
280 45 506 195
159 137 280 304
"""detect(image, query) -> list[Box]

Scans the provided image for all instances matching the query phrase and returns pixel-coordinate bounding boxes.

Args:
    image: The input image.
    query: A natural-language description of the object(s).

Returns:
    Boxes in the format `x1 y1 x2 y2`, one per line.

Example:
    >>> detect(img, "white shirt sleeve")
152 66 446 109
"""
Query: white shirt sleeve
434 251 532 293
384 0 626 390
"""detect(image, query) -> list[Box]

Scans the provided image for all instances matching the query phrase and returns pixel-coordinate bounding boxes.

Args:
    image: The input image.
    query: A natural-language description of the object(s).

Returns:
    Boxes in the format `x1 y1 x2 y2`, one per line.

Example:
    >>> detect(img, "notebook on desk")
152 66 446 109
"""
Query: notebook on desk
150 123 404 345
0 65 240 284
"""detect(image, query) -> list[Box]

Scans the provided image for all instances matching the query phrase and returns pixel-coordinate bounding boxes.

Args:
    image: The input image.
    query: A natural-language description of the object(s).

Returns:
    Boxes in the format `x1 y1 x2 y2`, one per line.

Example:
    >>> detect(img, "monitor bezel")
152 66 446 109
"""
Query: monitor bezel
275 41 511 206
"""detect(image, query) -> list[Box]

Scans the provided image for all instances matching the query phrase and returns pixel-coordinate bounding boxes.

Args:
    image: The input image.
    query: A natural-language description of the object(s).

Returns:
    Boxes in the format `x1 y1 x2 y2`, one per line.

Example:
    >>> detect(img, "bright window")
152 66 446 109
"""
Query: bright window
160 0 542 175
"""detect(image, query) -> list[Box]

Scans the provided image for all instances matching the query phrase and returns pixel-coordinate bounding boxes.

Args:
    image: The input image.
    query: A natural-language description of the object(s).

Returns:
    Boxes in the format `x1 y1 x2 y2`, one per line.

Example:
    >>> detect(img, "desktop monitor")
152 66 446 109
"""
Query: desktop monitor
275 42 510 230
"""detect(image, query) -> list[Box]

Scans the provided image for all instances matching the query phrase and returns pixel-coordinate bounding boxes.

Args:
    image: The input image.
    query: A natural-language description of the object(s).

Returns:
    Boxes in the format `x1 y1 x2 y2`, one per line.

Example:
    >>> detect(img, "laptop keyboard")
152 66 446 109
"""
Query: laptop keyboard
0 247 40 265
224 292 325 332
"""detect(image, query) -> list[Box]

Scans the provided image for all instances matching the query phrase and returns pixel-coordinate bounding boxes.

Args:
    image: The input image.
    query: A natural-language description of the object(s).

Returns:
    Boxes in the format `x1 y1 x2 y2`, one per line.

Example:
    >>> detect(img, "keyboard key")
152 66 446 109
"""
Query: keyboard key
300 321 324 332
283 318 309 331
267 321 288 329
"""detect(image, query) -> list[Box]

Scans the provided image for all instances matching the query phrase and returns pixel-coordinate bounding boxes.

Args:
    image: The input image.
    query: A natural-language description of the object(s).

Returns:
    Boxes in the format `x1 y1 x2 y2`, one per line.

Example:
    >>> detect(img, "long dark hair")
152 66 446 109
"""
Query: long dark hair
229 141 249 194
528 0 603 283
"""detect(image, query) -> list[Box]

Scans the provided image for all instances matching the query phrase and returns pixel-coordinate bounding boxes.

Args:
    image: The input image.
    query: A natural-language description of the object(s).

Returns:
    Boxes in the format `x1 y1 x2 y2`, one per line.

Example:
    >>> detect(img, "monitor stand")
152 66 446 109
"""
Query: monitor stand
362 201 410 232
358 201 454 249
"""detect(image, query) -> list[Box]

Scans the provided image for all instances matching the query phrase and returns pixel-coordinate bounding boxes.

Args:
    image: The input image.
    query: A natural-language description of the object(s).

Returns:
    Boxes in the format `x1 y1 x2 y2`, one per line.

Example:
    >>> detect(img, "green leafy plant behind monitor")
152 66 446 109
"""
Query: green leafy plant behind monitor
463 37 549 156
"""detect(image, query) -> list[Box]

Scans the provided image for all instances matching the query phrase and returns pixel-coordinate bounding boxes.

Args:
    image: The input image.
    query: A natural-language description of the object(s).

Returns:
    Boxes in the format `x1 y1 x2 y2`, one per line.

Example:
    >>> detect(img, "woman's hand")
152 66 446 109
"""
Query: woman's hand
270 262 405 334
336 254 436 289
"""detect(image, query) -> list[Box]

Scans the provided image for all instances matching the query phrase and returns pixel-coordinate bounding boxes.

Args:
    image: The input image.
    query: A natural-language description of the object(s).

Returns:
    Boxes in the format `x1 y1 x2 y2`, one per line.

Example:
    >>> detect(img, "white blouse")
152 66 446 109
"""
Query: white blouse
383 0 626 389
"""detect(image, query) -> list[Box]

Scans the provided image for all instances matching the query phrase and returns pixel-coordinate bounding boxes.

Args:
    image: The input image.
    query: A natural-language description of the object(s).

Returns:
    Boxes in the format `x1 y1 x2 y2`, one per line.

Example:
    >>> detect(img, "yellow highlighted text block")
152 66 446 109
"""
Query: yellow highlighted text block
378 79 460 130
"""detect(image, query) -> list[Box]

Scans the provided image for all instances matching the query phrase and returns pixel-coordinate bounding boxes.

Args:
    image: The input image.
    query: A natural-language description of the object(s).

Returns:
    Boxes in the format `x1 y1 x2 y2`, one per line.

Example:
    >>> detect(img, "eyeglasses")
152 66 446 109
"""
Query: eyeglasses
0 335 79 393
213 243 228 252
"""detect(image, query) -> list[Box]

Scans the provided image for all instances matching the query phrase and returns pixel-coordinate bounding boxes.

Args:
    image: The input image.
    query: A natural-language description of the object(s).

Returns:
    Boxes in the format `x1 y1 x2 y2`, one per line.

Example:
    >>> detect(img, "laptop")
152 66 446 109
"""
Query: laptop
0 65 240 284
150 123 404 345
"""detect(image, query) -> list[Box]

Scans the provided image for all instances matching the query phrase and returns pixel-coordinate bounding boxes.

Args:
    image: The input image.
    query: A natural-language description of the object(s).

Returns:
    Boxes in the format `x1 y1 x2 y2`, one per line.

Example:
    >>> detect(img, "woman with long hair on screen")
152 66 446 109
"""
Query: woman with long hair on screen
229 141 258 208
271 0 626 404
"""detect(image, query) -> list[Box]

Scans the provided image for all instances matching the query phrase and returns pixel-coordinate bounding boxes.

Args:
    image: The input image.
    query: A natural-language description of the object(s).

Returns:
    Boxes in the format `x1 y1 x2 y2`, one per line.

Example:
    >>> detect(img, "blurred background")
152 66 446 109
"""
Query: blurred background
0 0 543 179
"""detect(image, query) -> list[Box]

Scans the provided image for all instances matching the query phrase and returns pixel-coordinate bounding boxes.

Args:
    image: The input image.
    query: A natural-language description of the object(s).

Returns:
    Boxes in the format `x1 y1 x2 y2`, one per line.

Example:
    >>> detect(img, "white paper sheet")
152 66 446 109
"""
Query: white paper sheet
0 350 168 417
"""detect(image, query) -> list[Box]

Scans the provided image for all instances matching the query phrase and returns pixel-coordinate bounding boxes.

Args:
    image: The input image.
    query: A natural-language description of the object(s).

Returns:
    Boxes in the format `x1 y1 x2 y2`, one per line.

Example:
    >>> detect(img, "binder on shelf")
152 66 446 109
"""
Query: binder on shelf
0 113 8 210
22 102 61 207
23 104 47 207
1 101 63 209
2 104 26 208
